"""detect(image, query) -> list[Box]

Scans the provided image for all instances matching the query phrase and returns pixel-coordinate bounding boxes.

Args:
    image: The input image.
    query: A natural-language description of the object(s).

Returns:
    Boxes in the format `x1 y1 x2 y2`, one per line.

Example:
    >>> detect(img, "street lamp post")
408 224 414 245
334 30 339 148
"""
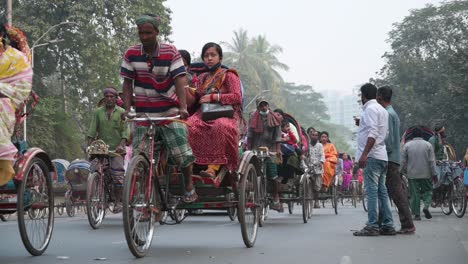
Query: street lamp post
244 89 272 110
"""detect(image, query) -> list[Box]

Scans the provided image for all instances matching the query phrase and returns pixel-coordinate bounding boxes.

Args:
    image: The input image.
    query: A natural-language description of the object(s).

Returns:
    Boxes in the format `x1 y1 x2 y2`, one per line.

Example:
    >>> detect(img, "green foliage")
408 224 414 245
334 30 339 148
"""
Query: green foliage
378 1 468 157
1 0 172 160
223 29 288 113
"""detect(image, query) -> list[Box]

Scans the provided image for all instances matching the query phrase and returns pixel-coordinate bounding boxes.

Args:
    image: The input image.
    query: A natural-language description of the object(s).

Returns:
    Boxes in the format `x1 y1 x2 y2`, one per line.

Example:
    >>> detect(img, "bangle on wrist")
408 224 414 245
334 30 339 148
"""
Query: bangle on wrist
210 93 215 102
217 93 220 102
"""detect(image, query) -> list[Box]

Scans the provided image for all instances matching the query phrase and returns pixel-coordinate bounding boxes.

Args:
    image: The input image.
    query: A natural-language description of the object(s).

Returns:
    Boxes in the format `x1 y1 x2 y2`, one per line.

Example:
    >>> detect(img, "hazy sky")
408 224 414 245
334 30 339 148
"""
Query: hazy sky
164 0 442 95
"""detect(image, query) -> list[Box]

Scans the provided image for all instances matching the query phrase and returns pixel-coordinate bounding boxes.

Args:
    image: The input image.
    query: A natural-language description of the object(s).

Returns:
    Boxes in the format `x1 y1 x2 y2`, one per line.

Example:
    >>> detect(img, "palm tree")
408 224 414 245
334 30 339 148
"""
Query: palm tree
250 35 289 105
222 29 289 110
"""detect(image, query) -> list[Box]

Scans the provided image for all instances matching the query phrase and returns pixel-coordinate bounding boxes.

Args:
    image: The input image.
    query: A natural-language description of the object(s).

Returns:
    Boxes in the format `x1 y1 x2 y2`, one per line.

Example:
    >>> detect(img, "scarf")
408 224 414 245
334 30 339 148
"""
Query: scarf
249 110 283 133
200 68 238 94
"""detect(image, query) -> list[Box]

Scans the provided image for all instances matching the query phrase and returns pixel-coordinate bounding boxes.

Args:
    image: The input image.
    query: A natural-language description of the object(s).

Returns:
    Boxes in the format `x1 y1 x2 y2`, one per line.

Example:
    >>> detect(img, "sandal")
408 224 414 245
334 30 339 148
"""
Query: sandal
270 200 284 213
200 169 221 188
200 168 216 178
183 189 198 203
353 226 379 236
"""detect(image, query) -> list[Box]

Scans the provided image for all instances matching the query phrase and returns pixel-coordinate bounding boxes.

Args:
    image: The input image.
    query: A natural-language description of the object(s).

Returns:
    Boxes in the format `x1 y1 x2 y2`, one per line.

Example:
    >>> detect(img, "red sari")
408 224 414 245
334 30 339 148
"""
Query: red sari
188 69 242 171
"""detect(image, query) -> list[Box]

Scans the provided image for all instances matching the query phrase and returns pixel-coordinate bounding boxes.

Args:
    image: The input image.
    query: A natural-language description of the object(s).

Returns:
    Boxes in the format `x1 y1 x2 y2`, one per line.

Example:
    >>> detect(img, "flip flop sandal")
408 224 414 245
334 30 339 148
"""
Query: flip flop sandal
183 189 198 203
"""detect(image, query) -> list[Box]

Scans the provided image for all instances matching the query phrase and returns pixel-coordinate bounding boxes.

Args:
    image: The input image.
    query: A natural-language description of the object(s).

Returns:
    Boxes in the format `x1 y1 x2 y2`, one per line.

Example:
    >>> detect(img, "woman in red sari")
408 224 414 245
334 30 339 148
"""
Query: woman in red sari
188 43 242 180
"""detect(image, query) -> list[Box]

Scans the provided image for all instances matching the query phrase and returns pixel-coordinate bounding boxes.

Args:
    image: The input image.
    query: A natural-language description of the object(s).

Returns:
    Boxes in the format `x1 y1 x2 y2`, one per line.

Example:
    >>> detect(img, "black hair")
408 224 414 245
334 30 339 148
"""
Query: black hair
201 42 223 60
412 126 423 138
377 86 393 102
281 120 289 128
360 83 377 100
0 23 9 46
320 131 331 143
434 124 444 132
273 108 285 118
307 127 316 134
179 49 191 66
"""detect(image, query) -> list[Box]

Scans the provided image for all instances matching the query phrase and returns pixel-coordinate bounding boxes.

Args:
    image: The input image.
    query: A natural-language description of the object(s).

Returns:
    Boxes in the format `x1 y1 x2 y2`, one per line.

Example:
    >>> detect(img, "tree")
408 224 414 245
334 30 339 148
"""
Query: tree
223 29 288 113
1 0 172 160
378 1 468 157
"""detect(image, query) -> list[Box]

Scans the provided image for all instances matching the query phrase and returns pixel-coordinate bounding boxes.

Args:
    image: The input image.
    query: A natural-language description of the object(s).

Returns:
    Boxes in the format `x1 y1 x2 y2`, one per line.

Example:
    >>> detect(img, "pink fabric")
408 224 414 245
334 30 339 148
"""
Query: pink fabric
342 159 353 189
188 71 242 171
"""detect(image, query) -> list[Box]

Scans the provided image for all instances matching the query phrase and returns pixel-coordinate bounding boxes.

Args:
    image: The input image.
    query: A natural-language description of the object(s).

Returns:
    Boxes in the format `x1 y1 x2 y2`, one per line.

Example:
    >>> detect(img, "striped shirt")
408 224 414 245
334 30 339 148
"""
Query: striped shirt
120 42 186 117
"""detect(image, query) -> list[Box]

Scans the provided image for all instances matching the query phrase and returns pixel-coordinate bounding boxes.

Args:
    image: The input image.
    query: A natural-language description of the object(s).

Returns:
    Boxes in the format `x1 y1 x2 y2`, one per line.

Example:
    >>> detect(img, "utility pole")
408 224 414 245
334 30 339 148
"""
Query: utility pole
7 0 13 25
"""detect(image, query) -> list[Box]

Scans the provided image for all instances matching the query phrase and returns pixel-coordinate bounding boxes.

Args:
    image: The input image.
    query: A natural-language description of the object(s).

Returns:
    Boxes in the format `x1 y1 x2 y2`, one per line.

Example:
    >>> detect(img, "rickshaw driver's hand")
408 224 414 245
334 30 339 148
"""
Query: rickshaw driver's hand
276 150 283 164
115 143 125 153
178 107 189 120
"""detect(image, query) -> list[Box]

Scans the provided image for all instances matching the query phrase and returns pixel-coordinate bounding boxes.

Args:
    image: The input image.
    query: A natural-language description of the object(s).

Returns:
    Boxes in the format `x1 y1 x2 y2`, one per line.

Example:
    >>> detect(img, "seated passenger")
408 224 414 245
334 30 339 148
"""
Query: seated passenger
188 43 242 181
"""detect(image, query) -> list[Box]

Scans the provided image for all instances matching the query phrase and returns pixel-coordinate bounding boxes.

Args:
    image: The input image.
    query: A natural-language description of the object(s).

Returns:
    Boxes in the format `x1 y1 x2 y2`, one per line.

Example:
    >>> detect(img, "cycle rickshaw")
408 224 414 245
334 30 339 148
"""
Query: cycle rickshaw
122 115 262 257
63 159 91 217
401 126 466 218
256 113 313 225
0 92 55 256
85 139 130 229
52 159 69 216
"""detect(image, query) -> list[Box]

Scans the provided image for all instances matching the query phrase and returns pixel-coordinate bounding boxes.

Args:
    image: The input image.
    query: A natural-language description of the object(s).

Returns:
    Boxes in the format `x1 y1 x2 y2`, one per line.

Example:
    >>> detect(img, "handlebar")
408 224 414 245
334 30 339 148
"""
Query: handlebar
127 114 181 122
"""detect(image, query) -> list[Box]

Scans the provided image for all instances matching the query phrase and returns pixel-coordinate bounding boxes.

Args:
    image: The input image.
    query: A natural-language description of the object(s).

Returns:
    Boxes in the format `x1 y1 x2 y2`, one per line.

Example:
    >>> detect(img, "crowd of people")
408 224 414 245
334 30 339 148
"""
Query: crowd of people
1 13 467 238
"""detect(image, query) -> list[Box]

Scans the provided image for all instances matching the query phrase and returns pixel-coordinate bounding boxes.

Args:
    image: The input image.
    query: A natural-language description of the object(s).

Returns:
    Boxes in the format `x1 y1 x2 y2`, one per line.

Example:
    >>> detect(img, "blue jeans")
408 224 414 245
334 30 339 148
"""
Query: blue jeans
364 158 394 229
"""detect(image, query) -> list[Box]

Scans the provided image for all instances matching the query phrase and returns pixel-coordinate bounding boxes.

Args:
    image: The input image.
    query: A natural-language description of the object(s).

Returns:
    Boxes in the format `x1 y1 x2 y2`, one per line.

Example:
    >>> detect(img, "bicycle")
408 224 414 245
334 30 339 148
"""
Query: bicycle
86 139 125 229
432 160 466 218
122 115 261 257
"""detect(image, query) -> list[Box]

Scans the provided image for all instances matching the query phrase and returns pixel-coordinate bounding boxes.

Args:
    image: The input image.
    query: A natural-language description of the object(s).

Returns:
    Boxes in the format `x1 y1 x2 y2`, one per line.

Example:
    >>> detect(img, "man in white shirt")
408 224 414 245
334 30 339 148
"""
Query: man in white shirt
307 129 325 208
353 83 395 236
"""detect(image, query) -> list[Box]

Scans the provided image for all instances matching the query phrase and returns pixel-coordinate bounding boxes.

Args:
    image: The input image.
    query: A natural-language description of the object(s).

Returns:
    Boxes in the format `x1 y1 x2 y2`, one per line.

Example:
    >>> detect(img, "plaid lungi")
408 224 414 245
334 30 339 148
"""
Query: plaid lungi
133 121 195 168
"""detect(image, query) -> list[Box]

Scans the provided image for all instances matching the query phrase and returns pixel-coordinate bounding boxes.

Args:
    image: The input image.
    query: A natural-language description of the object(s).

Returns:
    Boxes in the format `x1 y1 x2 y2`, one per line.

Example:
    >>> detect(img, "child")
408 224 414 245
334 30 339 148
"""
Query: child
280 120 298 155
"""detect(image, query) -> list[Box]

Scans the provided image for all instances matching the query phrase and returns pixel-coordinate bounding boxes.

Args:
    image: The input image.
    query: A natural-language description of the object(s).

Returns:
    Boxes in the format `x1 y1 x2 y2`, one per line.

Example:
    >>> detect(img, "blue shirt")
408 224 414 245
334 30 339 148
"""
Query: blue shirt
385 105 400 164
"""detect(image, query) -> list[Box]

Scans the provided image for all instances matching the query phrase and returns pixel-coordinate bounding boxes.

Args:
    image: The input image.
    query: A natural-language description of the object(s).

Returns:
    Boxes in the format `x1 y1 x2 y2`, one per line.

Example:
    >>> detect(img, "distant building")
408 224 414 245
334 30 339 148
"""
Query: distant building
321 88 361 132
320 88 361 154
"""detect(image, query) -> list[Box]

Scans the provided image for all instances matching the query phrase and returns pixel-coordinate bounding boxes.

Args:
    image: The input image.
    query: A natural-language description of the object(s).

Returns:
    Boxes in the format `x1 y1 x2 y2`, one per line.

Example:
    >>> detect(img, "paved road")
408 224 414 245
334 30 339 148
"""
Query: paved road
1 204 467 264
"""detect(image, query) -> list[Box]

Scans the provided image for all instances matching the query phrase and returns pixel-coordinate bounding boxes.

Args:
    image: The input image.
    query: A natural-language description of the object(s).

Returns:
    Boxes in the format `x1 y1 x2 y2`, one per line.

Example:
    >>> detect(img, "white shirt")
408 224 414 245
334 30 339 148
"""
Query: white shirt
356 99 388 161
308 142 325 175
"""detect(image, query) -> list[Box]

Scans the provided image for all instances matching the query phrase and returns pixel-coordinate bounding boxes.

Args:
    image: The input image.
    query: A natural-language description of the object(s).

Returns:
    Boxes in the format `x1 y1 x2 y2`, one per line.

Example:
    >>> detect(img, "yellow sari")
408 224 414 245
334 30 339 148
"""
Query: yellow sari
0 46 33 185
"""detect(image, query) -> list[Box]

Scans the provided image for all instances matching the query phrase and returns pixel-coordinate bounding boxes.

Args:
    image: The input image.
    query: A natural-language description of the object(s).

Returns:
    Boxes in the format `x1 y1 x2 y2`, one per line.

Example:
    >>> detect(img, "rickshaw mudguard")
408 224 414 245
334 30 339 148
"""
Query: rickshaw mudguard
237 150 261 179
14 147 56 182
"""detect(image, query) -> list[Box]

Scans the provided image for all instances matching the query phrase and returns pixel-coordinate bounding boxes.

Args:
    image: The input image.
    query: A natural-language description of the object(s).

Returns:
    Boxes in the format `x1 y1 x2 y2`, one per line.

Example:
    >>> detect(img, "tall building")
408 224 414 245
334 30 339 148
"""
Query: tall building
321 88 361 132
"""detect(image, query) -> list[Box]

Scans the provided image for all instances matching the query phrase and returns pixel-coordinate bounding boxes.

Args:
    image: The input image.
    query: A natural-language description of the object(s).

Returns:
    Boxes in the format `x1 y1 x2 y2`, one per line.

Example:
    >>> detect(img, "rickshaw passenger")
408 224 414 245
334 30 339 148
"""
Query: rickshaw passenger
278 120 304 182
247 98 284 211
187 43 242 180
87 87 130 207
0 24 33 186
320 131 338 192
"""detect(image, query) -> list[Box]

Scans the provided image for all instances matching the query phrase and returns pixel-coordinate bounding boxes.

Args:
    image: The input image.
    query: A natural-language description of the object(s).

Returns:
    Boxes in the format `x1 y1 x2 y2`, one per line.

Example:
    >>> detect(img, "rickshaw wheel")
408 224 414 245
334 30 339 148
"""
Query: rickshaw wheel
307 180 314 219
332 185 338 215
288 200 294 214
238 163 259 248
123 155 159 258
227 192 237 221
441 185 453 215
87 172 107 229
452 178 467 218
56 205 64 216
258 172 267 227
17 157 54 256
301 176 310 223
169 209 187 224
65 194 76 217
